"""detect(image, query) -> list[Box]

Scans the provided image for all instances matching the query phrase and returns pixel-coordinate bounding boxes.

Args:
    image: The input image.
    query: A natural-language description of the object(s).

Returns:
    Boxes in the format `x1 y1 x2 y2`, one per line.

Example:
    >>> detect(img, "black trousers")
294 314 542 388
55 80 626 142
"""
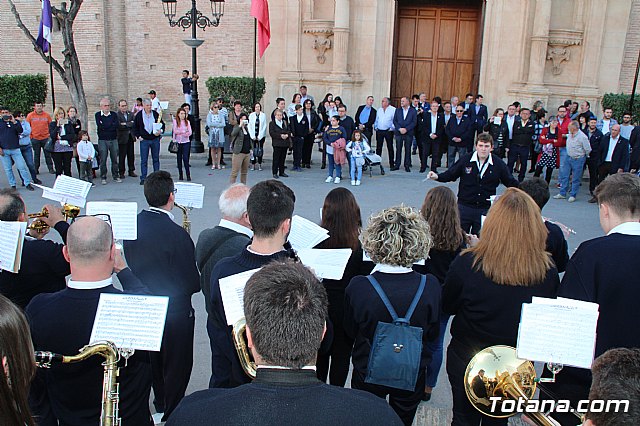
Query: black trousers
351 369 426 426
394 133 413 169
272 145 287 175
447 339 507 426
587 156 599 194
302 133 315 166
376 130 394 167
534 165 553 183
415 134 425 170
507 144 530 182
597 161 612 186
176 142 191 177
458 203 487 236
150 307 195 421
51 151 73 176
423 137 441 172
118 140 136 176
316 298 353 387
292 136 304 168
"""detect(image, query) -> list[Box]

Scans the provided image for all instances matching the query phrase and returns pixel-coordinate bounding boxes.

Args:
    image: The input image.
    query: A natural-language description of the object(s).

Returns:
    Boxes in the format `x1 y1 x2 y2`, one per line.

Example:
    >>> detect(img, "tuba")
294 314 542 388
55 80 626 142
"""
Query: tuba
464 345 582 426
35 341 122 426
232 317 257 379
174 203 191 234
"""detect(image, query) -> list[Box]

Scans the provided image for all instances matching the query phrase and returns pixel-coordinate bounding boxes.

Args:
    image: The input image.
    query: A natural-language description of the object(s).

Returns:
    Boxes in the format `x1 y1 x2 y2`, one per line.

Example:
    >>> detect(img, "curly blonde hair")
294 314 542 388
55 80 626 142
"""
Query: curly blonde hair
362 205 432 267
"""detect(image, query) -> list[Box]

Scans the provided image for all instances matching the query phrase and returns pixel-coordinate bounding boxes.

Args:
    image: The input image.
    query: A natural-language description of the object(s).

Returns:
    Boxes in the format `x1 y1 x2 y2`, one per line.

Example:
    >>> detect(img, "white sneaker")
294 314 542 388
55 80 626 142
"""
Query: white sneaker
356 180 361 186
351 180 356 185
325 176 333 183
553 194 566 199
568 196 576 203
334 177 341 184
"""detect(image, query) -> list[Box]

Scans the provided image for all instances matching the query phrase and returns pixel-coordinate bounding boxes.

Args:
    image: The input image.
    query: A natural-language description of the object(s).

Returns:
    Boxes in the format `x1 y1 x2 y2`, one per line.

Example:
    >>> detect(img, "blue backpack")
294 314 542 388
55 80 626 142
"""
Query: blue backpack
364 274 426 391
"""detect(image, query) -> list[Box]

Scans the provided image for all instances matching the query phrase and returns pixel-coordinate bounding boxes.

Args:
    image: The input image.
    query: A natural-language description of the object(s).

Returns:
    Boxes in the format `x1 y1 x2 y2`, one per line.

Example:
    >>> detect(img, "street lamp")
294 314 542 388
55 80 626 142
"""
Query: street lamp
160 0 225 153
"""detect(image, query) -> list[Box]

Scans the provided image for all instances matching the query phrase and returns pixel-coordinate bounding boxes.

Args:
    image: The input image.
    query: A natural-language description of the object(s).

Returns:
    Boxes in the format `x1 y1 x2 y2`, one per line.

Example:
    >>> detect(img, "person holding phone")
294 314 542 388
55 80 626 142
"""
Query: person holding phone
229 113 252 184
48 107 75 177
0 107 34 190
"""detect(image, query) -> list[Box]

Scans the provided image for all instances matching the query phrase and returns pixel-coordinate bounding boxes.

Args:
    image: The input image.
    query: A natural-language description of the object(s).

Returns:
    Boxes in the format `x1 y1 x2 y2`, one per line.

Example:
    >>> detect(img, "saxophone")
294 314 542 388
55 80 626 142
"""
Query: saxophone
35 341 122 426
175 203 191 235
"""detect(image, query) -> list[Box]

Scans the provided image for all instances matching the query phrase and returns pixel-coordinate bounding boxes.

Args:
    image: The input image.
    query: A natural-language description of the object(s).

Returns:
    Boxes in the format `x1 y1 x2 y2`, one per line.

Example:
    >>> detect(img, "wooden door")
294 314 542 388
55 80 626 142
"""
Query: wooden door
391 4 481 107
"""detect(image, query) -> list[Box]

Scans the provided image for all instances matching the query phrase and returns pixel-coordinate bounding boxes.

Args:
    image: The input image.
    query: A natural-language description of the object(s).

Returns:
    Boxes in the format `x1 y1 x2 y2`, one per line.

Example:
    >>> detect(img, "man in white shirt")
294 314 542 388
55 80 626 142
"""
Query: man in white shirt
553 121 591 202
596 108 617 135
299 85 314 104
149 90 162 114
374 97 396 170
505 104 518 144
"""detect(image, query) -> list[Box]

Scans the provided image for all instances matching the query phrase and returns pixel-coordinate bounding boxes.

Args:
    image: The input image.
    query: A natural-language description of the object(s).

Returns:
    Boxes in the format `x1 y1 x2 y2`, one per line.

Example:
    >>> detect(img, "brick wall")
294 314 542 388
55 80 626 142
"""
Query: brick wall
619 0 640 93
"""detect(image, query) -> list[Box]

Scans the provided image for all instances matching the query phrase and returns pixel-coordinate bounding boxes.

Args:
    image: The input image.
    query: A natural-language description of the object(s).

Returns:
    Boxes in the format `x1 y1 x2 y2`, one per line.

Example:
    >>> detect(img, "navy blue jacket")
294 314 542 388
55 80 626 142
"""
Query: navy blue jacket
0 222 69 309
95 111 120 140
421 112 446 142
0 119 23 149
545 221 569 273
437 153 519 208
290 113 310 138
582 127 603 160
26 270 153 426
445 116 473 148
168 369 402 426
598 135 630 172
123 209 200 312
354 105 377 133
629 126 640 170
393 107 417 137
469 104 488 131
133 110 165 140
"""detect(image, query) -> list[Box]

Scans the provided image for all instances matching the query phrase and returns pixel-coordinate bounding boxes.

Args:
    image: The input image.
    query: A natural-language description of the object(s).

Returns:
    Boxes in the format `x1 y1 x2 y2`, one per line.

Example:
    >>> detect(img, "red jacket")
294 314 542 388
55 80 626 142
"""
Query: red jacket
537 126 565 167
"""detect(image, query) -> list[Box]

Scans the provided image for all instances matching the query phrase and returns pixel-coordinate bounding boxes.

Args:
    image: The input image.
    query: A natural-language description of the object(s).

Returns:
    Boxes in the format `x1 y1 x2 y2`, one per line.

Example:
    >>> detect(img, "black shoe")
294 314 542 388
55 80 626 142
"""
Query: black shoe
129 171 137 177
273 174 279 179
321 164 326 170
220 160 227 166
205 161 212 166
412 150 417 155
11 186 16 190
49 169 55 175
380 168 386 175
139 180 145 185
588 196 598 204
26 184 35 191
419 168 426 173
279 173 289 178
422 391 432 402
390 167 399 171
405 167 411 172
34 178 42 185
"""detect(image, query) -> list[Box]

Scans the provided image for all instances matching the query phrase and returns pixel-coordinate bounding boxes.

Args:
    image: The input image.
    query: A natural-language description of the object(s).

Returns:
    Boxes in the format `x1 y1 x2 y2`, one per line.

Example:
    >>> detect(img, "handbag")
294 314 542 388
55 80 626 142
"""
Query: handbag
364 275 425 391
168 140 179 154
253 143 263 158
44 138 55 152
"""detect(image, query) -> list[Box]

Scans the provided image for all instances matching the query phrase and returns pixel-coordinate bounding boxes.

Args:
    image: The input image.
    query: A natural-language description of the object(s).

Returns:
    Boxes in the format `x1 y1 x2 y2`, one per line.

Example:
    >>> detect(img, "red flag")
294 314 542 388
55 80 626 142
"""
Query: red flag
251 0 271 58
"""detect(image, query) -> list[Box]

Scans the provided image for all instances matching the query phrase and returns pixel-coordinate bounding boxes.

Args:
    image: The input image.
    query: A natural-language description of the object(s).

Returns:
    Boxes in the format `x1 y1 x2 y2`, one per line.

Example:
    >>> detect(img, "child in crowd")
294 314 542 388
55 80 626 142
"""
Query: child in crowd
322 116 347 184
76 130 95 185
346 129 371 186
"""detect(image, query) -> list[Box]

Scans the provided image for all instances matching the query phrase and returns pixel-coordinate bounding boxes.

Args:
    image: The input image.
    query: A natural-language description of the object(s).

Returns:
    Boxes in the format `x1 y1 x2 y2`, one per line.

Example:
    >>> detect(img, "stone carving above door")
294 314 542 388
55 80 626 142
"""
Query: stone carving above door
303 20 334 64
546 29 583 75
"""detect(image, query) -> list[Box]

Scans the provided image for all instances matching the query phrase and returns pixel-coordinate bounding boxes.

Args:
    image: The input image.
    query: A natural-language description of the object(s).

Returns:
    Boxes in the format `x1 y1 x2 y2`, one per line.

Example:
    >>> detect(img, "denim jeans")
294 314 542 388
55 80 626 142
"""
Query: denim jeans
557 147 568 184
31 138 53 172
559 155 586 197
140 137 161 181
327 153 341 178
425 315 451 388
350 156 363 181
447 145 467 168
19 144 38 181
98 139 119 179
1 148 32 186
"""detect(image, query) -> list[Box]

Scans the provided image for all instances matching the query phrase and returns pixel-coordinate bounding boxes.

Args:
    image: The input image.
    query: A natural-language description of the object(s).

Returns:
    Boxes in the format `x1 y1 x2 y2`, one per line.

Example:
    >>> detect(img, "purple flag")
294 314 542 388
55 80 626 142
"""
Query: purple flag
36 0 52 53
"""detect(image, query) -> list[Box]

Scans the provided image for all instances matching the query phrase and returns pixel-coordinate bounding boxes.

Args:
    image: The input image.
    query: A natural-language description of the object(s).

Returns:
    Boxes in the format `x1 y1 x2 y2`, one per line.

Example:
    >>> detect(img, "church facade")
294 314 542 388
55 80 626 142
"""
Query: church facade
1 0 639 128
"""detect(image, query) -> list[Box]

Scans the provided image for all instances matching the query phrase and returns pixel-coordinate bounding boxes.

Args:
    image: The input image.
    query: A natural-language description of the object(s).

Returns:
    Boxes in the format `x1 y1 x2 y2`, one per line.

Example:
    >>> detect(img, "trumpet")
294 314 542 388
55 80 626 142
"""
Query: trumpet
35 341 123 426
464 345 583 426
27 204 81 232
232 317 257 379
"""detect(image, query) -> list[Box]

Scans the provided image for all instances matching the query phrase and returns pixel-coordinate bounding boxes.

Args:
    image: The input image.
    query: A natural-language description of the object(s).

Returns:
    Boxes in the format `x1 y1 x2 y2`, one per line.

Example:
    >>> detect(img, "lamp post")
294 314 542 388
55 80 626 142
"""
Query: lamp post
161 0 224 153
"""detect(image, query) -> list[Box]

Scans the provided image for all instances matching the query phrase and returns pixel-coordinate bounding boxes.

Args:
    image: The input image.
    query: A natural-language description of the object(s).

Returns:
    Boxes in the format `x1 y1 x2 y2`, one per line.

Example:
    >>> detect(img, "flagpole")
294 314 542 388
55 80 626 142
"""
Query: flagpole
252 18 257 106
48 45 55 110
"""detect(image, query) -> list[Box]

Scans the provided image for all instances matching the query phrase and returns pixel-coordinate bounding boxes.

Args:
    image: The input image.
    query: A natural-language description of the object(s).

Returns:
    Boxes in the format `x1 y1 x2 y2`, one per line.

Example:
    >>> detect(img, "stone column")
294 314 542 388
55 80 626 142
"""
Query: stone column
331 0 350 76
527 0 551 88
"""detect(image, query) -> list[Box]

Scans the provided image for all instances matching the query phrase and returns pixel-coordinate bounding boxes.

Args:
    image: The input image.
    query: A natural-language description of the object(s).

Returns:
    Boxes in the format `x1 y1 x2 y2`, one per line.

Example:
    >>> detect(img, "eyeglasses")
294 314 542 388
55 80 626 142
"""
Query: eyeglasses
456 110 464 113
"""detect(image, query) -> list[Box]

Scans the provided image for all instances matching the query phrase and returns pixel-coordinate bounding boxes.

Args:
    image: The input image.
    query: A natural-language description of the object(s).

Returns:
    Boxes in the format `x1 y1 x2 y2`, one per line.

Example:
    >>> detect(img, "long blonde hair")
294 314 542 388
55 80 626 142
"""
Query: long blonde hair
466 188 553 285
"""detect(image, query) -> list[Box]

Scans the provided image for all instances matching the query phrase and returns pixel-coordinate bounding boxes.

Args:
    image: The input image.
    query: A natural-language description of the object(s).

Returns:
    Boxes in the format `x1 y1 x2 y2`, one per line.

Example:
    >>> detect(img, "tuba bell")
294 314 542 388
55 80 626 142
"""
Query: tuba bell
232 317 257 379
35 341 123 426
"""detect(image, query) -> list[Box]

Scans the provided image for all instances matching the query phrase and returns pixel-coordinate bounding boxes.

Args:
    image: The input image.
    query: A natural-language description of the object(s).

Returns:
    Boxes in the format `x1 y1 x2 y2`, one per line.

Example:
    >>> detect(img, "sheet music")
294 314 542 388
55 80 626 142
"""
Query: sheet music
517 297 599 369
0 221 26 273
34 184 88 208
174 182 205 209
90 293 169 351
288 215 329 250
219 268 260 326
296 248 352 280
53 175 92 199
86 202 138 240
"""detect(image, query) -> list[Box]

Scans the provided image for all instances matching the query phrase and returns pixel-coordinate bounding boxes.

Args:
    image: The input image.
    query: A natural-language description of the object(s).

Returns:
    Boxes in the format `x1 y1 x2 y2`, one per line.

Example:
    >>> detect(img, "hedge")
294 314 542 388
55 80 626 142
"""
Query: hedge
206 77 266 114
601 93 640 122
0 74 48 114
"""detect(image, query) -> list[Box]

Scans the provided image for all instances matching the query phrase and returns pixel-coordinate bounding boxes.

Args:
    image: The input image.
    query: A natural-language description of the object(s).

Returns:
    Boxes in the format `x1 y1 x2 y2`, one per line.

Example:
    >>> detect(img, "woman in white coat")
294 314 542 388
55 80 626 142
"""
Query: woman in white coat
206 102 227 170
248 102 267 170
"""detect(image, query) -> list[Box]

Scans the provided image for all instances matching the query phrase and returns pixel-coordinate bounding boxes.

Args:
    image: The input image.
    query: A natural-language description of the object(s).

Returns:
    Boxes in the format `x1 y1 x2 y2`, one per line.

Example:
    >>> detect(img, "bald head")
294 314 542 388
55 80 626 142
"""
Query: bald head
610 124 621 138
219 184 250 220
66 217 113 265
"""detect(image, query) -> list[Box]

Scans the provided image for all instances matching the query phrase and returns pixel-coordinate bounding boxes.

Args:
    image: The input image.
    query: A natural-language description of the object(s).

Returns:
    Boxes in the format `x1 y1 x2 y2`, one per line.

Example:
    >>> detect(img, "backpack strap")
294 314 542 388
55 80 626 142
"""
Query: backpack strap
366 275 399 322
366 274 426 324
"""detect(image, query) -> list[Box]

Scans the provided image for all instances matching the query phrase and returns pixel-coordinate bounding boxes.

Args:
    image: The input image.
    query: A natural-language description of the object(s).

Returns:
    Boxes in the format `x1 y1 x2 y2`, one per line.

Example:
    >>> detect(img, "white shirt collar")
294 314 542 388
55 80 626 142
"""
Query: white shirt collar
149 206 175 221
470 151 493 166
607 222 640 236
371 263 413 274
219 218 253 238
67 277 112 290
101 111 111 116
